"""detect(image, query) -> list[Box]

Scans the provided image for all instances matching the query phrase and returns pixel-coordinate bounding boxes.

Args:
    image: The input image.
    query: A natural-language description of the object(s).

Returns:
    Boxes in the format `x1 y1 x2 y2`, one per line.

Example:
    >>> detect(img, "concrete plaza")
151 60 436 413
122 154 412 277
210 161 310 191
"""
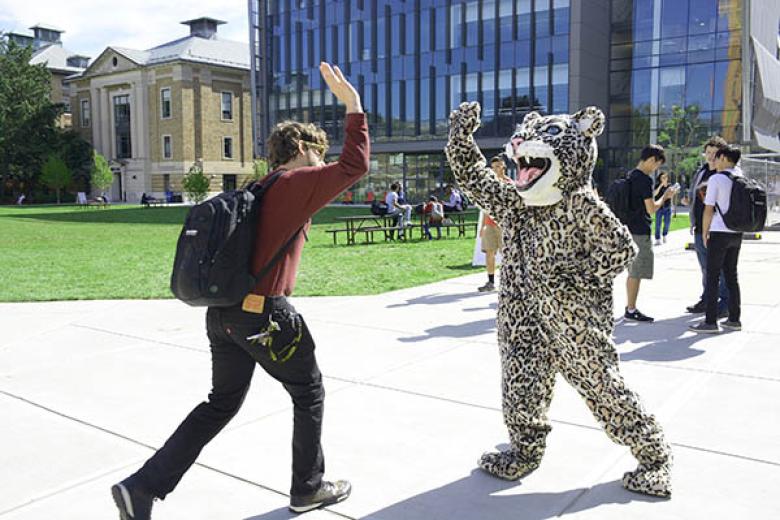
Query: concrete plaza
1 228 778 519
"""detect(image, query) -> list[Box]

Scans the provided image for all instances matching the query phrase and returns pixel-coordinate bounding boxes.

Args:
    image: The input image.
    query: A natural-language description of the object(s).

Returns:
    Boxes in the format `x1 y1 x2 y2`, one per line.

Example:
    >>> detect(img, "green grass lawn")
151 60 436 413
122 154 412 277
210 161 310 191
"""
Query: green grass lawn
0 204 693 302
0 204 482 302
652 212 690 234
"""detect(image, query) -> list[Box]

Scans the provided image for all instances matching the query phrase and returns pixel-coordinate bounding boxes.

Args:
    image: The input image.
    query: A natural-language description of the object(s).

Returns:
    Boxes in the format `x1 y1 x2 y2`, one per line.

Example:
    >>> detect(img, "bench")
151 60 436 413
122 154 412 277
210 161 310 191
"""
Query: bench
326 225 410 245
143 199 166 208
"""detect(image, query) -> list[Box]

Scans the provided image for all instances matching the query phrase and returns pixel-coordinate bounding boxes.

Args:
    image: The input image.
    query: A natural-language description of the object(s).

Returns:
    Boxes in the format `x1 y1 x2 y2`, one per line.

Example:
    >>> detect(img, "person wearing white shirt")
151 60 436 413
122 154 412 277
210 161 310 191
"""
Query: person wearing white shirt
443 185 463 212
689 145 743 334
385 182 412 239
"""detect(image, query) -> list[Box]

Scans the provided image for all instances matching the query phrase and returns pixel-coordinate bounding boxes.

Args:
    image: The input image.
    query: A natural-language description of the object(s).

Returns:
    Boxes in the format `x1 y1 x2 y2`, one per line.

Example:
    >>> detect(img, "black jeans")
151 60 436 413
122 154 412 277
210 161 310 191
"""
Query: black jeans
705 232 742 324
133 297 325 498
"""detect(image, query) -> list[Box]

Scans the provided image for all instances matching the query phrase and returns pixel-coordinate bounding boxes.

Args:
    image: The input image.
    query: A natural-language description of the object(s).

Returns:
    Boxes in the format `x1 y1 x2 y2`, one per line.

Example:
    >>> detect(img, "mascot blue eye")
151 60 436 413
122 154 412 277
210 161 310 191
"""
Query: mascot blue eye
545 126 562 136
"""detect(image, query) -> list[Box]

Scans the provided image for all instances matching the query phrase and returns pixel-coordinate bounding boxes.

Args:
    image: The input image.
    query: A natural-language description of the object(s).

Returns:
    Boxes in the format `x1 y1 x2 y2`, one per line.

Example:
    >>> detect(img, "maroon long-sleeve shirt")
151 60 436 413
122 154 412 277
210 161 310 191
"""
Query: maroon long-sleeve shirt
250 113 370 296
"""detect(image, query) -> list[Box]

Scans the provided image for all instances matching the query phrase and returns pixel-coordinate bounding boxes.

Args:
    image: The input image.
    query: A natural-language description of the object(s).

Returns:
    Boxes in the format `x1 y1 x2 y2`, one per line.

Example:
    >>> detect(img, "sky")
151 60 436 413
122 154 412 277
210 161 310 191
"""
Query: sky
0 0 250 58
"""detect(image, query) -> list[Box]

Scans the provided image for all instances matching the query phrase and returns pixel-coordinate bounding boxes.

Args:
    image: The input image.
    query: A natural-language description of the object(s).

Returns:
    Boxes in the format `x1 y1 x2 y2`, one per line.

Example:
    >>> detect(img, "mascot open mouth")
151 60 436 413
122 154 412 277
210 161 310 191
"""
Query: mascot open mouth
515 156 552 191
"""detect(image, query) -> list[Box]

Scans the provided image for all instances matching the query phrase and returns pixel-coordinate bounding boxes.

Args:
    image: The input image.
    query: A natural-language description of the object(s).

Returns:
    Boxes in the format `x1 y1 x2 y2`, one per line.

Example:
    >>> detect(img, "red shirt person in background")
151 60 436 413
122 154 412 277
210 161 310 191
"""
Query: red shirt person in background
111 63 369 519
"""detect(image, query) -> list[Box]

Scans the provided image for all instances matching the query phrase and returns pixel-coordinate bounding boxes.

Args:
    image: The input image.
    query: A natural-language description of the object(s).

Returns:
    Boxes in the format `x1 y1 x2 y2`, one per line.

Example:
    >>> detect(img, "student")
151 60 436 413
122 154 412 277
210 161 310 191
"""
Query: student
624 145 678 322
689 145 744 334
653 171 672 245
684 136 729 316
478 156 508 292
385 182 412 238
442 184 463 213
423 195 444 240
111 63 369 519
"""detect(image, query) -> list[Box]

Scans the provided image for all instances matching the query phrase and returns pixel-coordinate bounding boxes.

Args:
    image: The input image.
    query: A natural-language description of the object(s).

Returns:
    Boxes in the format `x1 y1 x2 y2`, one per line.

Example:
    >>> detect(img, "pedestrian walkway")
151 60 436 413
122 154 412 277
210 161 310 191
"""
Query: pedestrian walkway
1 228 778 519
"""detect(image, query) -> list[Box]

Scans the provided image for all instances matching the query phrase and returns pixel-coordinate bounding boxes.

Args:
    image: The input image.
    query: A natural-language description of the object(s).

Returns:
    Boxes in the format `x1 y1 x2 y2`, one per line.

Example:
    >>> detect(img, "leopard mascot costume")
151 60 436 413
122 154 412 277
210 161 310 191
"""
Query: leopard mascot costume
445 102 672 497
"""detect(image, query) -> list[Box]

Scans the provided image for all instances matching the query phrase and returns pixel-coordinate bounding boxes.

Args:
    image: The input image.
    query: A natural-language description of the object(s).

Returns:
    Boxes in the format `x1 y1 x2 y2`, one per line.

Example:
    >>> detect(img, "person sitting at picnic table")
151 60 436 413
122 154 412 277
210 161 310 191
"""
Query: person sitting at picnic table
422 195 444 240
443 184 463 213
385 182 412 239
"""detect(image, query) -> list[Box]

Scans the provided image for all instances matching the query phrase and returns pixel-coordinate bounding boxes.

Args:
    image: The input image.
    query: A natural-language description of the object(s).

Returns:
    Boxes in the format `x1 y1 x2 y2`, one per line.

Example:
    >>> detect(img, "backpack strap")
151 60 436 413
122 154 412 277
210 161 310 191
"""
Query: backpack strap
712 170 734 219
249 169 306 287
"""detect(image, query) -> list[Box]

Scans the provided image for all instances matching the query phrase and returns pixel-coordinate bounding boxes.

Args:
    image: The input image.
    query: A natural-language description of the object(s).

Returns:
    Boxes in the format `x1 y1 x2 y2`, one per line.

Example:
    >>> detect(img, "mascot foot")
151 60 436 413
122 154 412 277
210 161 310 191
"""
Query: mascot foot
478 450 540 481
622 463 672 498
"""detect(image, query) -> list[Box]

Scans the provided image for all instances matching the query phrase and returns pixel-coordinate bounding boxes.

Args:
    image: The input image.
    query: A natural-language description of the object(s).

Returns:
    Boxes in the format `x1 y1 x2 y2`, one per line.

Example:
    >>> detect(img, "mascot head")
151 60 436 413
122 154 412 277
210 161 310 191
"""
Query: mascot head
505 106 605 206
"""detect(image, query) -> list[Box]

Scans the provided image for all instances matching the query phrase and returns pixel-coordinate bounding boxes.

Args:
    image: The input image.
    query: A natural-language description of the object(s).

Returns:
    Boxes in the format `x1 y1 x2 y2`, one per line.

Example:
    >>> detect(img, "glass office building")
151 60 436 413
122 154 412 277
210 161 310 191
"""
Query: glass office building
250 0 571 202
608 0 745 178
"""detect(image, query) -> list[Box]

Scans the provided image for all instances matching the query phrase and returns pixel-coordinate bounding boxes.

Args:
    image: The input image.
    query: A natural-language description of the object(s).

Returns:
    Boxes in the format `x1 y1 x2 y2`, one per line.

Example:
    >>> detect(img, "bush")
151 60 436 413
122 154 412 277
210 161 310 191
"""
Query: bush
181 163 210 204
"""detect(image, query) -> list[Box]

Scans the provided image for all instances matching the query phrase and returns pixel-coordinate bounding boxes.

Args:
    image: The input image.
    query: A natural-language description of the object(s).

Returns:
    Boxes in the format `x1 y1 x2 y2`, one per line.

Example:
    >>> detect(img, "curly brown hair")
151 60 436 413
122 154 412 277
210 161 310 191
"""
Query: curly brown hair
266 121 329 169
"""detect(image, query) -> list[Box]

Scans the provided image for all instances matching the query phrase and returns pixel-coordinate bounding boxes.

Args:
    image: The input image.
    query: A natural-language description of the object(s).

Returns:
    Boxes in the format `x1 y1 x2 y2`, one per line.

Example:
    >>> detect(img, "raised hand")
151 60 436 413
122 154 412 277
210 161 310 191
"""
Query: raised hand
448 101 482 141
320 62 362 114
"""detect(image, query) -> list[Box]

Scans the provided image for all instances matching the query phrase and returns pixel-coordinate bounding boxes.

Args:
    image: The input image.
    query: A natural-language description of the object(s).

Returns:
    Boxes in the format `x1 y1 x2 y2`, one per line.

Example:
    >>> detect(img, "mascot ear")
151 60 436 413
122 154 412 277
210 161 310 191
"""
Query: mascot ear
522 111 542 126
573 106 605 138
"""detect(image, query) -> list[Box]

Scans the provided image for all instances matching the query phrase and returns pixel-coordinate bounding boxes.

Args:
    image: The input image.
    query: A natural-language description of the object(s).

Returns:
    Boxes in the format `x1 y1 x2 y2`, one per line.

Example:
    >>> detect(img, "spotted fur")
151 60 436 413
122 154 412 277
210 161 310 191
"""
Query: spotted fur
445 102 672 498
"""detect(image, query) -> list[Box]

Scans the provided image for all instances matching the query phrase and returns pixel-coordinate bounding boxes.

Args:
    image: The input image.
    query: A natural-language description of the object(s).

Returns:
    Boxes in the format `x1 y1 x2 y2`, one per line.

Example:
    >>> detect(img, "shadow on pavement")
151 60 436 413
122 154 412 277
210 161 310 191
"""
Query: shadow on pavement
245 470 663 520
615 314 712 362
398 318 496 343
387 291 487 309
463 302 498 313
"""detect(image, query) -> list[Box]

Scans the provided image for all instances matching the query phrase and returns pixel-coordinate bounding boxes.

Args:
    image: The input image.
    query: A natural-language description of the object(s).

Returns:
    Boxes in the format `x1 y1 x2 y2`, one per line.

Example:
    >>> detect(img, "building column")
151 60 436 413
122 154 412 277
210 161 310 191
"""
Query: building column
101 88 112 158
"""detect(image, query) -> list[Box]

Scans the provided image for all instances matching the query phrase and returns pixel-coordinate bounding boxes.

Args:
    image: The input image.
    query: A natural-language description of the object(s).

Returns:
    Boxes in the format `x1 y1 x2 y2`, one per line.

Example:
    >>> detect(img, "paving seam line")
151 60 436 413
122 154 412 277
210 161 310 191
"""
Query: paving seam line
227 341 471 432
0 389 356 519
71 324 206 353
319 378 780 465
558 306 774 516
0 461 140 516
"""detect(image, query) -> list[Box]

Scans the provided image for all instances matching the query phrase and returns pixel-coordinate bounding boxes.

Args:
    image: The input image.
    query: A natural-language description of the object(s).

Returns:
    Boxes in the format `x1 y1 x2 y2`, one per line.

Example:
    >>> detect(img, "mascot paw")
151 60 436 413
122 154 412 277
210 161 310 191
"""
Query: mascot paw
622 463 672 498
448 101 481 139
478 450 540 481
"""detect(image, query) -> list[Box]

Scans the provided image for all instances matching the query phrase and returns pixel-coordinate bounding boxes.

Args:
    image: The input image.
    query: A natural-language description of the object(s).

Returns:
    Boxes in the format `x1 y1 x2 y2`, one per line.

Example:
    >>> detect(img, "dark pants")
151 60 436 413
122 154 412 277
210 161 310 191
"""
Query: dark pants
694 232 728 308
705 232 742 324
133 297 324 498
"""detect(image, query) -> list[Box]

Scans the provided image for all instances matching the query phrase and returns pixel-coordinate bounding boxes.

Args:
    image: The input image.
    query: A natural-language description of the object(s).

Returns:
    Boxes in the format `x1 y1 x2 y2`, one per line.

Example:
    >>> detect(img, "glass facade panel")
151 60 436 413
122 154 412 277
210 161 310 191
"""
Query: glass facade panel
608 0 745 180
255 0 570 201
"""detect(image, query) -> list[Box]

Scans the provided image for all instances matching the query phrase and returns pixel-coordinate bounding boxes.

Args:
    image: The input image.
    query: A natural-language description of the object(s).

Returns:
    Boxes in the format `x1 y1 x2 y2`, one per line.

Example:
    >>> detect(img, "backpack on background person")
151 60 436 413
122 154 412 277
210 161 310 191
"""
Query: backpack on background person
370 200 388 215
606 173 633 225
715 171 768 232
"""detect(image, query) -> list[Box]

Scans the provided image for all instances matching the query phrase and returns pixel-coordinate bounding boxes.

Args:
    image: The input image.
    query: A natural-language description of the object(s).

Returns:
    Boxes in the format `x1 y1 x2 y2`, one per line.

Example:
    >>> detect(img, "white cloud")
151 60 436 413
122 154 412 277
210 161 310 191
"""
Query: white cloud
0 0 249 58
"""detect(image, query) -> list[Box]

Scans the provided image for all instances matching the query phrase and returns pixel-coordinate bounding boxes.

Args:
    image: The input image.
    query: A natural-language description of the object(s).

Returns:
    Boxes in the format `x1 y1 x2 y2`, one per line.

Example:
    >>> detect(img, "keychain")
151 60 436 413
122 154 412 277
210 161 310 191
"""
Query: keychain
246 314 302 363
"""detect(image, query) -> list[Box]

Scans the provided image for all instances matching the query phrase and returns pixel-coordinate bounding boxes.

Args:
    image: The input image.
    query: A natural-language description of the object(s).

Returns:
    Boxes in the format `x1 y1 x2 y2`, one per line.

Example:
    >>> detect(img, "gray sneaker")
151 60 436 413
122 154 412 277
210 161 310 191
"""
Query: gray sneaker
688 321 720 334
478 281 495 292
720 320 742 331
289 480 351 513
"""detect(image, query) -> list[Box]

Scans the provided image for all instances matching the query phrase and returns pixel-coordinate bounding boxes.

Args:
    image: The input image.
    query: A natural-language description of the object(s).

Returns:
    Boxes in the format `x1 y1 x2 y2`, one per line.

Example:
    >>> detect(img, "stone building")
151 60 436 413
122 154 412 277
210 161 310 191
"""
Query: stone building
6 24 90 128
68 17 253 202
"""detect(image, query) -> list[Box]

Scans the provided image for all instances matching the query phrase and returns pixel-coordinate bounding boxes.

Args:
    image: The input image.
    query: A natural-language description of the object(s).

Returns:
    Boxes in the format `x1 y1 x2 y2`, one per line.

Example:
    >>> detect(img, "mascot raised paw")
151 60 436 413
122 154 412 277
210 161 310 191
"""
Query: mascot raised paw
445 102 673 498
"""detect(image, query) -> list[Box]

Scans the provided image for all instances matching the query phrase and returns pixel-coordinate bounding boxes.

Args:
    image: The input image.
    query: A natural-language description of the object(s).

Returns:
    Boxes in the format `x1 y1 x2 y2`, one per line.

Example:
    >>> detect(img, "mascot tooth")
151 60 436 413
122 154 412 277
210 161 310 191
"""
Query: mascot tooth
444 102 673 498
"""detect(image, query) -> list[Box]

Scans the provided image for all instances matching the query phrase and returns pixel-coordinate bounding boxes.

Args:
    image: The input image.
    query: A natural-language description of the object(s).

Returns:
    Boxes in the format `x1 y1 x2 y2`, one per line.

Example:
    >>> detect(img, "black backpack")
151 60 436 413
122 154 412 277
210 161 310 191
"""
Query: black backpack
714 171 767 232
170 171 302 307
606 173 633 224
370 200 388 215
460 191 471 210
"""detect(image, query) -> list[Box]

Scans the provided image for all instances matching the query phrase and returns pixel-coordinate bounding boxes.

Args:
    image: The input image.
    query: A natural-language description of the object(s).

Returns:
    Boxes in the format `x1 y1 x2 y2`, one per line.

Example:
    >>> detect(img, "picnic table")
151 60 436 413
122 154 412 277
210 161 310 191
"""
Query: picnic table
328 214 403 245
327 209 479 245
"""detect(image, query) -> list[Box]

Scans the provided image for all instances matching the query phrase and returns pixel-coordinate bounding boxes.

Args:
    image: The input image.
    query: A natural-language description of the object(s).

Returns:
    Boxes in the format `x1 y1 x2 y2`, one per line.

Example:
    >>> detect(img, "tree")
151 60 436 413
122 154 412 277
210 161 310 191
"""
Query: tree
182 162 210 203
251 157 269 181
0 35 62 200
59 131 94 191
91 152 113 196
657 104 705 181
40 155 72 203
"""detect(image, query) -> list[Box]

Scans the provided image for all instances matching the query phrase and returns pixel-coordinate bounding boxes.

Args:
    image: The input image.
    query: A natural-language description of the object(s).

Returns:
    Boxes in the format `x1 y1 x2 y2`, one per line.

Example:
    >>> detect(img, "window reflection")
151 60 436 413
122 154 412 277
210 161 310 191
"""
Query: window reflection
260 0 572 200
608 0 744 181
